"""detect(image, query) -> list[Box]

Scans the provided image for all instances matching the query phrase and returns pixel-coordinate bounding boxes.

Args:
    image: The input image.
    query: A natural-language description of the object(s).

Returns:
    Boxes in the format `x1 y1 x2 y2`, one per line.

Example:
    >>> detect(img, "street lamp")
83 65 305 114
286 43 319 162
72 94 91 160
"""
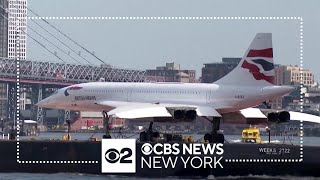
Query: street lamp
265 126 271 143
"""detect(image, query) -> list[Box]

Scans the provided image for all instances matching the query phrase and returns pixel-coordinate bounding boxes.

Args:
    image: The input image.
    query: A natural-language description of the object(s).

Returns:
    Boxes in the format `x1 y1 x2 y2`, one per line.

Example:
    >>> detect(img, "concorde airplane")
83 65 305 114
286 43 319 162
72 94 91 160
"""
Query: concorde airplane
36 33 320 143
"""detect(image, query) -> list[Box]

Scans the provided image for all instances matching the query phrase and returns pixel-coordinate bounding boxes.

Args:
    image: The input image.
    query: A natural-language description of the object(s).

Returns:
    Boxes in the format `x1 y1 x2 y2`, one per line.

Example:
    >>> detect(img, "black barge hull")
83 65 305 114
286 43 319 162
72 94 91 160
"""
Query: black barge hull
0 141 319 177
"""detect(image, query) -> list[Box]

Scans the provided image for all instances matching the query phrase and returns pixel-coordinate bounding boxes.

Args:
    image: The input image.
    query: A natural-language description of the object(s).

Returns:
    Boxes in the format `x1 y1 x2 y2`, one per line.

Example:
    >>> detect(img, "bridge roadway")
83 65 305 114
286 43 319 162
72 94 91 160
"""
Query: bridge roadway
0 57 146 84
0 57 146 126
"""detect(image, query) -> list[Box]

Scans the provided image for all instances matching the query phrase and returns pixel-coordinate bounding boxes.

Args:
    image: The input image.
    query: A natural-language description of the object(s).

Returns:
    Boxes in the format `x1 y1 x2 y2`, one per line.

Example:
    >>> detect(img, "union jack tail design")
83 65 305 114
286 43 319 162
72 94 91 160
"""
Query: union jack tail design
216 33 275 86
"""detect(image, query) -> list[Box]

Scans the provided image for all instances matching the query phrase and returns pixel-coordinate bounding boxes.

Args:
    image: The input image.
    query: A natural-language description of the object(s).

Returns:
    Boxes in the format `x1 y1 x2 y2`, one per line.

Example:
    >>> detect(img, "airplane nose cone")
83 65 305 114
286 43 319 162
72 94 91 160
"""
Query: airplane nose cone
35 100 44 107
35 99 49 107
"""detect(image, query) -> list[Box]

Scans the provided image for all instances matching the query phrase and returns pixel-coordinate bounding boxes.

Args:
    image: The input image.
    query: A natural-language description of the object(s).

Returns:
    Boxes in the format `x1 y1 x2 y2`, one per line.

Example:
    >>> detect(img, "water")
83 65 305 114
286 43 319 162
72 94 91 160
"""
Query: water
4 132 320 179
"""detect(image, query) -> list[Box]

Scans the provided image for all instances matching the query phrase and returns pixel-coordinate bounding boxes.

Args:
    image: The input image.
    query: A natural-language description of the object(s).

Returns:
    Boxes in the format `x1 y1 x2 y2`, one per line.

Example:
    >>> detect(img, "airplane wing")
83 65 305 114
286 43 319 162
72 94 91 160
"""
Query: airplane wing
239 107 320 124
240 108 267 118
96 101 221 119
288 111 320 123
196 106 222 117
96 101 319 123
107 105 172 119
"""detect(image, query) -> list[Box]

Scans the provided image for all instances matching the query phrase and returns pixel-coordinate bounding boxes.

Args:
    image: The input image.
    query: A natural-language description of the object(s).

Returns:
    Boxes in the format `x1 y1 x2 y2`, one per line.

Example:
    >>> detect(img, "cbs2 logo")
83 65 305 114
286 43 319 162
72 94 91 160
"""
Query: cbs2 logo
105 148 133 163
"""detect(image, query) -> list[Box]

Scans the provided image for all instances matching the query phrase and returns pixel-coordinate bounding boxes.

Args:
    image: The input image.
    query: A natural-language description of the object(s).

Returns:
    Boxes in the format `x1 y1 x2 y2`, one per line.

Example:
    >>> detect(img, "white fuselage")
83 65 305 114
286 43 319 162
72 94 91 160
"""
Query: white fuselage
37 82 293 114
37 33 295 116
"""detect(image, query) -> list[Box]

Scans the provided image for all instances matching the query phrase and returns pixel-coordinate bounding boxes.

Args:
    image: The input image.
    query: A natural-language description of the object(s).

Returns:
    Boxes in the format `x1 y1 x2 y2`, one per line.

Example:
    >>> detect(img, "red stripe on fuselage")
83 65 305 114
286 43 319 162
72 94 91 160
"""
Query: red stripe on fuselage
247 48 273 58
241 60 274 84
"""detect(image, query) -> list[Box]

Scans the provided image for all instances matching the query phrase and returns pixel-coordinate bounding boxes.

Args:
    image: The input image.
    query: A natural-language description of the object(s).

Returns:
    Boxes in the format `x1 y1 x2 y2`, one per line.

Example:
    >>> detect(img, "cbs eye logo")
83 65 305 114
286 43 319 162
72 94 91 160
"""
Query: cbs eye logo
101 139 136 173
141 143 153 155
105 148 132 163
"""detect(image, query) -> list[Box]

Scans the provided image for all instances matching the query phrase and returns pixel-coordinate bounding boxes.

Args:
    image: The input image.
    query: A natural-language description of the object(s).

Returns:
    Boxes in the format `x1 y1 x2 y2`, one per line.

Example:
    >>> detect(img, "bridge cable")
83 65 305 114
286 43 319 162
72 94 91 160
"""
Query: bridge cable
0 4 84 65
7 1 94 65
18 3 108 65
30 19 93 65
0 8 66 63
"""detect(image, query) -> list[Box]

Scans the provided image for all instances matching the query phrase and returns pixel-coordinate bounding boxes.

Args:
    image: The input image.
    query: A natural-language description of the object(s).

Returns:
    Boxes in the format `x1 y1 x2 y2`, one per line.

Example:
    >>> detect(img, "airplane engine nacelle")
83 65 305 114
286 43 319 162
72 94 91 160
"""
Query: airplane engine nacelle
172 110 197 122
267 112 278 123
278 111 290 123
185 110 197 121
174 110 185 120
267 111 290 123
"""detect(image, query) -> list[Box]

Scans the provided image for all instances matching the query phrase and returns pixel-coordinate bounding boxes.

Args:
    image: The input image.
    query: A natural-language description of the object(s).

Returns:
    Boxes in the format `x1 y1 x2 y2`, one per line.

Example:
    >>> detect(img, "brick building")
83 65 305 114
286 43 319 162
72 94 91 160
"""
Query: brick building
201 58 241 83
145 62 196 83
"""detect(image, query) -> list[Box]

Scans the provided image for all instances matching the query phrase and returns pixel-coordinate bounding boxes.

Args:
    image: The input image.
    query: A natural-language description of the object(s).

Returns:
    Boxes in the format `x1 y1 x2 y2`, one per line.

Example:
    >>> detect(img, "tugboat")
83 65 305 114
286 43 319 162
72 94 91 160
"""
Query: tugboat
241 126 262 143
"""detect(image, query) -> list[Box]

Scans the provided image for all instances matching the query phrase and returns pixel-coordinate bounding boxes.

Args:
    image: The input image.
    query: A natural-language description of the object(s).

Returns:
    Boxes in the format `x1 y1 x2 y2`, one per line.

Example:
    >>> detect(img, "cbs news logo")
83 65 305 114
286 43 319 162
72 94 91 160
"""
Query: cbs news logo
101 139 136 173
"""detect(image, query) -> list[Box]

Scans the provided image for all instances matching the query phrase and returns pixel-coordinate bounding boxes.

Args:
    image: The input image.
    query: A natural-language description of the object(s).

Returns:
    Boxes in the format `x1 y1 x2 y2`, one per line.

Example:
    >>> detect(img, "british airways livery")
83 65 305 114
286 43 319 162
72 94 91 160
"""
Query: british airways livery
36 33 320 143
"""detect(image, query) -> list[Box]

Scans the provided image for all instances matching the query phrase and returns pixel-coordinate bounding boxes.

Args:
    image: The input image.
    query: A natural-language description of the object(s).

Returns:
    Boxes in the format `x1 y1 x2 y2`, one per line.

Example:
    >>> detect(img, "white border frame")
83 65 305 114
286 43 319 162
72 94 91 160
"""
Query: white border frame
16 16 303 164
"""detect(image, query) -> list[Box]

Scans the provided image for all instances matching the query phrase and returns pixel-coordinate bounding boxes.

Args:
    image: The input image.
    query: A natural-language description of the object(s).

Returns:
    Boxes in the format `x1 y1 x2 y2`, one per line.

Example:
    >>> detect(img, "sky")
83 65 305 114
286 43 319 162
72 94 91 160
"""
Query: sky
26 0 320 82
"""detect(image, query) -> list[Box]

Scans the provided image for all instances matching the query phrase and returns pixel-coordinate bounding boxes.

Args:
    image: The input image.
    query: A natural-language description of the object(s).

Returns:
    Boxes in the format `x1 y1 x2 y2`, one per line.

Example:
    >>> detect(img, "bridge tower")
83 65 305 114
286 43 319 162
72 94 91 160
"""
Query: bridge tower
57 109 65 126
36 84 44 125
7 82 16 126
64 110 70 124
57 109 70 126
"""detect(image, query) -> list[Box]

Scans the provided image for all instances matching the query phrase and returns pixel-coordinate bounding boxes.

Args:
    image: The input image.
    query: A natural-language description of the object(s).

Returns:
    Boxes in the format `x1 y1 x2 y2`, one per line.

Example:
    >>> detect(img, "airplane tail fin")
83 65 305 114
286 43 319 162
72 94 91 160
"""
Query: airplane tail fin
215 33 275 86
